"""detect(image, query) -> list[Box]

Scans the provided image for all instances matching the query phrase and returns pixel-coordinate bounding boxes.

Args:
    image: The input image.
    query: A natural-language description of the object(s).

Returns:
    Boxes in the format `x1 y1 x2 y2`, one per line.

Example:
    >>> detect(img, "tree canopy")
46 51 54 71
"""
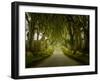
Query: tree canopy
25 12 89 54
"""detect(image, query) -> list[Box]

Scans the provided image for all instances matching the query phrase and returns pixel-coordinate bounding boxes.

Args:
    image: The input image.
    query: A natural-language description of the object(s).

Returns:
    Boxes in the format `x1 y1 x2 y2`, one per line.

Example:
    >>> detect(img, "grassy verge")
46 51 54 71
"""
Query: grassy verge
26 46 54 68
61 46 89 65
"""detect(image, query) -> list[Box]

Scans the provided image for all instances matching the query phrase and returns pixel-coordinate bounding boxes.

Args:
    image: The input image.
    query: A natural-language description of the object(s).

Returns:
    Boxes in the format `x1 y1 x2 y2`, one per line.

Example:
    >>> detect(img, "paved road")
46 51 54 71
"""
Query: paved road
34 47 82 67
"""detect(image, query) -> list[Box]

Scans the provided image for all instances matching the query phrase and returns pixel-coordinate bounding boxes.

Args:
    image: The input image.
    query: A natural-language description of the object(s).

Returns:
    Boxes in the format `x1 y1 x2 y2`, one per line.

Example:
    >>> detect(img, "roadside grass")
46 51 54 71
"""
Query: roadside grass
61 46 89 65
26 46 54 68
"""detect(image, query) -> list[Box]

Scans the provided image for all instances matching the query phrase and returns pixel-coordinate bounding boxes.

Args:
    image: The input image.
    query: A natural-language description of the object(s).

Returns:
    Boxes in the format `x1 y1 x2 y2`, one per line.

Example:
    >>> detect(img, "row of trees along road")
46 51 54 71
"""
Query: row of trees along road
25 13 89 55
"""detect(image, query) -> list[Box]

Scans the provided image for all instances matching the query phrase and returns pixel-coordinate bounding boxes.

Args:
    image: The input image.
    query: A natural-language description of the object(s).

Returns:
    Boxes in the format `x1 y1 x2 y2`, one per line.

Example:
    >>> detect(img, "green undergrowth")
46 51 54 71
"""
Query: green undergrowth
26 46 54 68
61 46 89 65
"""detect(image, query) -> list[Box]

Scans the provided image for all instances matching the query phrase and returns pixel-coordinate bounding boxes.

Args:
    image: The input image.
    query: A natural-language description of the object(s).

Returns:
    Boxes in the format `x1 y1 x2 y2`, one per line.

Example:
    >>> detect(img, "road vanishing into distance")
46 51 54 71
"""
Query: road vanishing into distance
34 47 82 67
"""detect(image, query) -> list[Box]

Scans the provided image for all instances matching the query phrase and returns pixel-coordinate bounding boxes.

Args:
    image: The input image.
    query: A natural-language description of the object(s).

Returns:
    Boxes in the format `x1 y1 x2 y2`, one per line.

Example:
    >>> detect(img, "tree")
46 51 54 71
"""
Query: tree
25 12 89 54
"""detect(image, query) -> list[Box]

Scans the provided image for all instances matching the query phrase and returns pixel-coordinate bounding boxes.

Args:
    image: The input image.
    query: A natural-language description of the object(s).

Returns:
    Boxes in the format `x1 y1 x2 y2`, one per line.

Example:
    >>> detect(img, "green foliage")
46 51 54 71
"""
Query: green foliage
26 52 34 67
25 13 89 67
26 13 89 52
62 46 89 65
26 46 54 68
